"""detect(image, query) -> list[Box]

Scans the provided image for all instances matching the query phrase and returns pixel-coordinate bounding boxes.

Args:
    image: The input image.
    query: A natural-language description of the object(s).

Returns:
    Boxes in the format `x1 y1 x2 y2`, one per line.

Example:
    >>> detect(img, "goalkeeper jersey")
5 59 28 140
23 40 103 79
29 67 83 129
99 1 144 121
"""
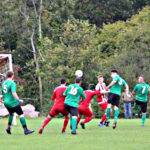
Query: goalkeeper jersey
1 80 19 108
64 83 86 108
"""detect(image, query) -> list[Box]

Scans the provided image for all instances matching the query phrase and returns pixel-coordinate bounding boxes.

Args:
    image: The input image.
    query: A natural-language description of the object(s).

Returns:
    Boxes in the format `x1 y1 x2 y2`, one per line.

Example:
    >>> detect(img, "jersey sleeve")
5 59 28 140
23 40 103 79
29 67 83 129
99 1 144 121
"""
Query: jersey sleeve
11 82 17 93
64 87 68 96
80 88 86 100
51 90 56 101
92 90 100 96
112 76 119 82
133 85 137 93
123 80 127 86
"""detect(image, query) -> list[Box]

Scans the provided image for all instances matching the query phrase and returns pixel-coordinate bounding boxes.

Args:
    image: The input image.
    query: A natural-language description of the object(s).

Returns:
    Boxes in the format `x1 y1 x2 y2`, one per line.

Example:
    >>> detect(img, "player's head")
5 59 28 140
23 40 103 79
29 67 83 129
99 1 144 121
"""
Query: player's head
98 75 104 83
88 84 95 90
111 69 119 77
60 78 66 85
75 77 82 85
6 71 14 79
138 76 145 83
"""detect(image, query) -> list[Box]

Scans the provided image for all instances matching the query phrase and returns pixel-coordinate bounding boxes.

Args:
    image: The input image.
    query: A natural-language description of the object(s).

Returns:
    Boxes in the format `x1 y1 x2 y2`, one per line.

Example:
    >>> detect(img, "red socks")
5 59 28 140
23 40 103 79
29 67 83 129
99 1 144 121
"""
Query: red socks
100 113 106 123
62 117 69 132
41 117 51 129
83 117 92 124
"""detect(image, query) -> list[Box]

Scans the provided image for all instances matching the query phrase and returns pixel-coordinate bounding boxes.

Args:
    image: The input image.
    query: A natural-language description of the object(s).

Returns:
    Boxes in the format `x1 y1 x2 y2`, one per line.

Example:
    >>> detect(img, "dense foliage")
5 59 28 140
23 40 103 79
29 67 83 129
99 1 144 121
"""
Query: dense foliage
0 0 150 117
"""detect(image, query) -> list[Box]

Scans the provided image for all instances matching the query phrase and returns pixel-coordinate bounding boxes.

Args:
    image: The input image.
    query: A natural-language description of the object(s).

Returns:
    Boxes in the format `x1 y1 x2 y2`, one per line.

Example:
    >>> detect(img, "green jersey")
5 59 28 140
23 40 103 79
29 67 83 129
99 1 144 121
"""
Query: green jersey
64 83 86 108
1 80 19 108
133 82 150 102
110 75 127 96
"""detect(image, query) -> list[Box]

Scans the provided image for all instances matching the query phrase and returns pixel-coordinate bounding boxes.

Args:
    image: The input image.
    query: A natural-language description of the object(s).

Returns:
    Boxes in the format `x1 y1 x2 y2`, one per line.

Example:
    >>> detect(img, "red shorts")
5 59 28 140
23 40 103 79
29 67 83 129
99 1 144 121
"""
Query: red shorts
78 105 93 118
98 102 107 111
50 104 69 117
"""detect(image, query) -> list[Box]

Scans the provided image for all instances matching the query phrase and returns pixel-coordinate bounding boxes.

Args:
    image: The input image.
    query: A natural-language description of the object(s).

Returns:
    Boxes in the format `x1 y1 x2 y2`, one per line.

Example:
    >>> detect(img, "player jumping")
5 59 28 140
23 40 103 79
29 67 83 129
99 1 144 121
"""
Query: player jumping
105 70 130 129
132 76 150 126
39 78 69 134
95 75 108 127
64 77 86 135
77 84 109 129
1 71 34 135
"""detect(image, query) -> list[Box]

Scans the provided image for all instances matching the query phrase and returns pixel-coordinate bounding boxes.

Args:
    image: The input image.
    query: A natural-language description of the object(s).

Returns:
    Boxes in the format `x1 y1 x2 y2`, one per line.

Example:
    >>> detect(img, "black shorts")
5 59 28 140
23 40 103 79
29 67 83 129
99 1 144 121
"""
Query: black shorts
64 104 78 116
135 100 147 113
108 93 120 107
6 105 23 116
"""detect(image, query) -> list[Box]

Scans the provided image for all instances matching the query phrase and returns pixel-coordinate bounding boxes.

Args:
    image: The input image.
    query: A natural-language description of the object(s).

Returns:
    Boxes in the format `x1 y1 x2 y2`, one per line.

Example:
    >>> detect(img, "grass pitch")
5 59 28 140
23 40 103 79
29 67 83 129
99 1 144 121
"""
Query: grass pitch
0 118 150 150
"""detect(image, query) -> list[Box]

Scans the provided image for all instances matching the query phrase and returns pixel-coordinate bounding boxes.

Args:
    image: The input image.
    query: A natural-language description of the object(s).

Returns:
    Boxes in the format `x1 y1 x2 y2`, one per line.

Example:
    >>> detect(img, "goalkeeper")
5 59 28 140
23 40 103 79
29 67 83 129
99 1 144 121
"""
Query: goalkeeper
1 71 34 135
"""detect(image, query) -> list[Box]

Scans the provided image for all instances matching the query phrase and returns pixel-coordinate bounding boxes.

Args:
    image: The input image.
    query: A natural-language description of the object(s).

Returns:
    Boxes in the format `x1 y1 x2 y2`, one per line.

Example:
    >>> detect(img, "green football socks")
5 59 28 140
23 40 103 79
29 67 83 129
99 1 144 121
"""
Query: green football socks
8 114 13 126
106 108 111 120
72 118 77 132
114 109 119 121
20 117 27 127
141 113 146 125
70 115 72 126
134 103 138 116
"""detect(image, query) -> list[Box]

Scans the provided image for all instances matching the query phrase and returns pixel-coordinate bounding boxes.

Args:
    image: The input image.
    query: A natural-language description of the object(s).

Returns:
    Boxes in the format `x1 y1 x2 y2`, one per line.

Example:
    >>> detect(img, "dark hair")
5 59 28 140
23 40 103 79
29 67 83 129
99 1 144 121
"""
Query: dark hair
111 69 119 74
89 84 95 90
6 71 14 78
75 77 82 83
60 78 66 84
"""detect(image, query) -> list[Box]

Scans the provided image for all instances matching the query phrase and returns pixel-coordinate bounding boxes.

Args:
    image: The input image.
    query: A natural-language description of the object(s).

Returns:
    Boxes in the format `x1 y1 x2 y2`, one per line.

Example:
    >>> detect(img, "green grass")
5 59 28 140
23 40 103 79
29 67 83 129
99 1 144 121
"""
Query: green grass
0 117 150 150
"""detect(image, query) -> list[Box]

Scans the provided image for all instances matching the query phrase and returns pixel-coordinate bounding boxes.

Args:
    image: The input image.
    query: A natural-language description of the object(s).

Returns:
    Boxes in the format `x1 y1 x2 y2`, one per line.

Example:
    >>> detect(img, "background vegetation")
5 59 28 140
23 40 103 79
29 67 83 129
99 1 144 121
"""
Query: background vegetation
1 0 150 117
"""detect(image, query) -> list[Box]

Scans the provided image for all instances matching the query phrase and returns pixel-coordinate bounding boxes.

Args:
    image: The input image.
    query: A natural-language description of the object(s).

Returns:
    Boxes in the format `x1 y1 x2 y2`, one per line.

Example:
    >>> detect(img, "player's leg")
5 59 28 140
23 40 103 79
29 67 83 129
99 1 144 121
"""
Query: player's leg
61 108 69 133
77 105 84 127
6 107 14 134
128 102 132 119
141 102 147 126
106 93 114 126
70 107 78 135
124 102 128 119
112 94 120 129
99 103 107 127
61 115 69 133
134 101 139 118
39 106 57 134
77 116 81 127
64 104 72 129
14 105 34 135
80 107 93 129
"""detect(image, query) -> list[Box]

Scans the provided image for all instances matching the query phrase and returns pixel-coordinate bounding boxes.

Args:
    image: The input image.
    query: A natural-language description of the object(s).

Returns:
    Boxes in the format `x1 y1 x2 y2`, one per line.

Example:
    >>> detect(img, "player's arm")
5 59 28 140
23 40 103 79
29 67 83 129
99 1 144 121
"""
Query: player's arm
107 80 116 89
132 85 137 96
11 82 23 103
125 84 130 97
80 88 86 100
51 90 56 101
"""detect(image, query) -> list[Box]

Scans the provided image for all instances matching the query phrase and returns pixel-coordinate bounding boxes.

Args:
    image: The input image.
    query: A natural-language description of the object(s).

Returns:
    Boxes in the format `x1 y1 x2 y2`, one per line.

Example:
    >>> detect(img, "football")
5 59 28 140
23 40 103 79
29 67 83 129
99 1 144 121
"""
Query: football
75 70 83 77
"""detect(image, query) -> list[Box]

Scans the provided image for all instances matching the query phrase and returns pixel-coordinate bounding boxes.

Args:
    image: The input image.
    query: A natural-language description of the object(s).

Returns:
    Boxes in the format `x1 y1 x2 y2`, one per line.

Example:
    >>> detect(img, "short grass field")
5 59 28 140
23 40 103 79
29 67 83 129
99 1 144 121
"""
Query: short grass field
0 118 150 150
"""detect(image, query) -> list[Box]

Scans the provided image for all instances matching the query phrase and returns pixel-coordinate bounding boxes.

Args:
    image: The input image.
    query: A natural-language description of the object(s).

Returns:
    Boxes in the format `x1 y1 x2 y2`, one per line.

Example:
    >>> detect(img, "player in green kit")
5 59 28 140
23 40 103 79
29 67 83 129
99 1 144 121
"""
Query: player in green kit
132 76 150 126
1 71 34 135
64 77 86 135
105 70 130 129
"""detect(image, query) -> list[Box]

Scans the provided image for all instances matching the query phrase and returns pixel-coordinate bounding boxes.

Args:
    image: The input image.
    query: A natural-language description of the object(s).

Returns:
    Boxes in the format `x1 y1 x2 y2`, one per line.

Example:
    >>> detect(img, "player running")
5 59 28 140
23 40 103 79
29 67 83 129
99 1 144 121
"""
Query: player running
1 71 34 135
132 76 150 126
64 77 86 135
105 70 130 129
77 84 109 129
39 78 69 134
95 75 108 127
